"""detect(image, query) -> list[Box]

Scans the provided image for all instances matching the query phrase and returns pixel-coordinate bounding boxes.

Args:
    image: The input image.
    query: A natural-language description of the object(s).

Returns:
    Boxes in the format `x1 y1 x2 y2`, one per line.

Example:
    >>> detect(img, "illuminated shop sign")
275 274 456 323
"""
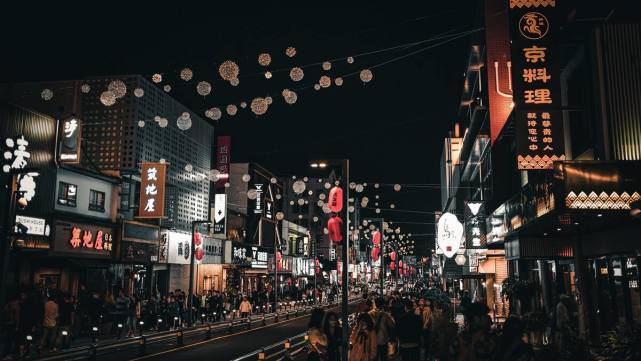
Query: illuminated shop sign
252 246 268 269
464 202 487 249
509 0 565 169
58 117 82 164
138 162 167 218
54 221 114 258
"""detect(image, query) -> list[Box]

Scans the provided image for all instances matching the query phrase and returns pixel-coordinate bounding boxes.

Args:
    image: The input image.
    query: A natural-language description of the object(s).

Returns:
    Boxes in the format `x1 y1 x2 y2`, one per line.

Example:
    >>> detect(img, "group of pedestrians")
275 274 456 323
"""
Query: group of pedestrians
306 288 536 361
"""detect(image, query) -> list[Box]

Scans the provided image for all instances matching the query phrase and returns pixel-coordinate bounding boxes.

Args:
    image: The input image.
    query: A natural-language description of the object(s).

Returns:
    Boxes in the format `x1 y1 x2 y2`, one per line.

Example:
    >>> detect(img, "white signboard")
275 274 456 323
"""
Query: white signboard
166 231 192 264
15 215 46 236
437 212 463 258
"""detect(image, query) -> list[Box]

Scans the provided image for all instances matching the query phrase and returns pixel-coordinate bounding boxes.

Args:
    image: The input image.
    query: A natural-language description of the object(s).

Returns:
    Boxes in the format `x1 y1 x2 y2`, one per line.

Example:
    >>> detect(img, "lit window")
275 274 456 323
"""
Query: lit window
57 182 78 207
89 189 106 212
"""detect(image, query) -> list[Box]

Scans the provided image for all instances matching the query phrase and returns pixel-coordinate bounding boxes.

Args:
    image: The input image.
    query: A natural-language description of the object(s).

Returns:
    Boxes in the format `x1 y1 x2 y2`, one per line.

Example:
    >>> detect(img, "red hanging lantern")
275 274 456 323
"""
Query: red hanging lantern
328 186 344 213
371 246 380 261
276 251 282 262
194 232 202 247
389 261 396 270
195 247 204 261
390 251 397 261
372 231 381 245
327 215 343 244
399 260 403 268
315 259 320 274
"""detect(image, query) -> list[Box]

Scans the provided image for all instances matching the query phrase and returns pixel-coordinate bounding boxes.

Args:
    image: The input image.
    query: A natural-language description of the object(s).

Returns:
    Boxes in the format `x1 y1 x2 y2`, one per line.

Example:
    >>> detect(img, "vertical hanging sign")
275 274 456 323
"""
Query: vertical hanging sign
214 136 231 187
509 0 565 169
212 193 226 237
138 162 167 218
58 117 82 164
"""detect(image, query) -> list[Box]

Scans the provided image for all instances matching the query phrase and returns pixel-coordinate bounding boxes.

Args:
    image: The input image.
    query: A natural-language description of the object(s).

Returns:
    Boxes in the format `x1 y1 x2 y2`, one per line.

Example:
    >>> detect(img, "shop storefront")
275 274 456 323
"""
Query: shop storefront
196 235 224 294
116 220 159 297
226 242 270 294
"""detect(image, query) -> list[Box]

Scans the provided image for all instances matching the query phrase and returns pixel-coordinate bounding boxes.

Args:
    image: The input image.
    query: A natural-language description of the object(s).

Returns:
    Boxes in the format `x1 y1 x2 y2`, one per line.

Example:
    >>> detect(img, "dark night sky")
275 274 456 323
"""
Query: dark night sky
1 1 480 255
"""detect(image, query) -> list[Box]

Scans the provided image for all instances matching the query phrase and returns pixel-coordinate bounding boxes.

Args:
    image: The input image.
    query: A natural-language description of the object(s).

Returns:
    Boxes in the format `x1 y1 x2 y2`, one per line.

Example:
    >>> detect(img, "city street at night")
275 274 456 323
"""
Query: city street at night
2 1 641 361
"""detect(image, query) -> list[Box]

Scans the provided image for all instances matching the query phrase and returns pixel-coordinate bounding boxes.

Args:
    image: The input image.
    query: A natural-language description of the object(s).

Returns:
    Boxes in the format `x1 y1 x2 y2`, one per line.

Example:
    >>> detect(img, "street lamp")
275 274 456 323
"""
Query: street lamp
188 220 211 327
309 159 349 359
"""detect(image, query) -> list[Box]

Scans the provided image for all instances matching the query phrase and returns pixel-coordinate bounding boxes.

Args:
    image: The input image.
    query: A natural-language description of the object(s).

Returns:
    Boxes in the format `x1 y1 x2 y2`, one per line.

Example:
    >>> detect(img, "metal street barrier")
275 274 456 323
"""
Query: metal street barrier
28 300 347 361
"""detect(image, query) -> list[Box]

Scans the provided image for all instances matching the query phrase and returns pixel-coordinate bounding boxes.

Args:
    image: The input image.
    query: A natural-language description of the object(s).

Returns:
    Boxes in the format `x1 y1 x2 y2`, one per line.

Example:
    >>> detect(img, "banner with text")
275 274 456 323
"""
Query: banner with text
138 162 167 218
509 0 565 169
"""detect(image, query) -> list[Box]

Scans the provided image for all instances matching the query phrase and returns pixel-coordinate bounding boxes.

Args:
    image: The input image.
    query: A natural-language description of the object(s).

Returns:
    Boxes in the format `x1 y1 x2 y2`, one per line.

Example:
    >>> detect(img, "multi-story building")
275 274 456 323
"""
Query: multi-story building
438 0 641 336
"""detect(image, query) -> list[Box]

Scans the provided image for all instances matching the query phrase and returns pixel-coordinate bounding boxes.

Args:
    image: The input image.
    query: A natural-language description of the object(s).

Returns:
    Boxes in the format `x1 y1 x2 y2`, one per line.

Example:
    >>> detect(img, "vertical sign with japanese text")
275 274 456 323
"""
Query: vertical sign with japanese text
138 162 167 218
464 201 487 249
214 136 231 188
212 193 226 237
58 117 82 164
509 0 565 169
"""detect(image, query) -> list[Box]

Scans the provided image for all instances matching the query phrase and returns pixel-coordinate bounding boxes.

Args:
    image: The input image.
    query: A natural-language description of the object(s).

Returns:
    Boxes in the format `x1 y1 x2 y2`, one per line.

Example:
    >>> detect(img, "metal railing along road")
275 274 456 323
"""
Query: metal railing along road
27 299 345 361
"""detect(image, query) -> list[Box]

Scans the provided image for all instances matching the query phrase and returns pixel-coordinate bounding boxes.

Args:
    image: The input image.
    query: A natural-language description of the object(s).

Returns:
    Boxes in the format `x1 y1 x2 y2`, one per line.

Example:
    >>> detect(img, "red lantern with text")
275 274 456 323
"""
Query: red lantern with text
389 261 396 271
276 251 282 262
390 251 397 261
371 246 380 261
194 232 202 247
327 215 343 244
195 247 204 261
372 231 381 246
328 186 344 213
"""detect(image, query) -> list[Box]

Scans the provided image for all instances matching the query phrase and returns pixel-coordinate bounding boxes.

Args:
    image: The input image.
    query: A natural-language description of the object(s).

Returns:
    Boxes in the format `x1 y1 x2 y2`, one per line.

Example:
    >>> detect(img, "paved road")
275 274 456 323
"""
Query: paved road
95 303 356 361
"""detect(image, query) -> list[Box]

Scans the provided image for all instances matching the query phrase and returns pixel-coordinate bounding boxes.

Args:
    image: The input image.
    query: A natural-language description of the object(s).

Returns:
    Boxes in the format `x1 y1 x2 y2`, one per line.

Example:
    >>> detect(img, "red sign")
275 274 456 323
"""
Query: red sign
485 0 513 143
138 162 167 218
215 136 231 187
69 227 113 251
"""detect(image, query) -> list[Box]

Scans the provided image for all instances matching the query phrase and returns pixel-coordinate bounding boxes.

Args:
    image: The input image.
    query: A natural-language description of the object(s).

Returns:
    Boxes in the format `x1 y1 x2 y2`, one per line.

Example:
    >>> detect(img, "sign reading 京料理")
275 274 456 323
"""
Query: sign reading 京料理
138 162 167 218
509 0 565 169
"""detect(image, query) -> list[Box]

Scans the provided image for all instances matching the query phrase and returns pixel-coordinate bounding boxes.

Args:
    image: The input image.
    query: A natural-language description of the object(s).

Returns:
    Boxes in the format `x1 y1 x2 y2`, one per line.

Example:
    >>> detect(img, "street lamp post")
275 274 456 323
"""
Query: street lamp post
188 220 210 327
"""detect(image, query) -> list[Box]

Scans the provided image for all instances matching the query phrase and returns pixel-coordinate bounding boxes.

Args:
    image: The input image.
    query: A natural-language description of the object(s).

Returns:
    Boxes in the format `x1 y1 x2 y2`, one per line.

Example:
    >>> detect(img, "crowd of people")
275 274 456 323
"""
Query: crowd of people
306 288 537 361
0 283 338 359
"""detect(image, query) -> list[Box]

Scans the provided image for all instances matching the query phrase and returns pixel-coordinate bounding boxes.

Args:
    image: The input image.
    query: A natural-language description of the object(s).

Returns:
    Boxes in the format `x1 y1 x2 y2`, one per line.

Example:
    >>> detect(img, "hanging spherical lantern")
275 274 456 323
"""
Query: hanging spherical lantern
184 163 193 172
258 53 272 66
318 193 327 201
347 56 355 64
240 101 247 108
276 212 285 221
226 104 238 116
455 254 466 266
180 68 193 81
282 89 297 104
152 73 162 83
230 77 240 86
334 77 343 86
292 180 306 194
242 174 251 182
137 120 145 128
264 71 272 79
210 107 222 120
209 169 221 182
177 112 192 130
314 84 321 91
328 186 344 213
219 60 240 81
360 69 373 83
297 198 305 206
251 97 268 116
163 85 172 93
247 188 258 200
328 215 344 244
196 81 212 96
157 117 169 128
322 61 332 71
41 89 54 101
319 76 331 88
390 251 397 261
100 91 116 106
355 184 364 193
286 46 297 57
289 67 304 82
265 96 273 105
81 84 91 94
389 261 396 271
108 80 127 98
134 88 144 98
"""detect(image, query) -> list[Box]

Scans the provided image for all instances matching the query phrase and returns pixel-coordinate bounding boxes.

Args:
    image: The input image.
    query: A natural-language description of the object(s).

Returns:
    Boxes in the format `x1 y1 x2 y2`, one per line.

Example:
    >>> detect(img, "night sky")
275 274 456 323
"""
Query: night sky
1 1 480 255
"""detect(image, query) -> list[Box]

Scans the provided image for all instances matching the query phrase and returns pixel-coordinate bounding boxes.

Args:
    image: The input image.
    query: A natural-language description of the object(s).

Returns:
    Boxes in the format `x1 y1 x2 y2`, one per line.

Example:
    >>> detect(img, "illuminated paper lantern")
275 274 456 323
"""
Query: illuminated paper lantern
437 212 463 258
390 251 397 261
194 232 202 247
389 261 396 270
276 251 282 262
371 247 380 261
327 215 343 244
328 186 344 213
195 247 204 261
372 231 381 245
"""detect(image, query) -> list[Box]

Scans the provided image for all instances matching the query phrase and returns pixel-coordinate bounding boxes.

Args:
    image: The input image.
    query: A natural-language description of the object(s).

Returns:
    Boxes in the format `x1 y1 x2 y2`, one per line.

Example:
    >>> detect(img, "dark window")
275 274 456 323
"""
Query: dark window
57 182 77 207
89 189 106 212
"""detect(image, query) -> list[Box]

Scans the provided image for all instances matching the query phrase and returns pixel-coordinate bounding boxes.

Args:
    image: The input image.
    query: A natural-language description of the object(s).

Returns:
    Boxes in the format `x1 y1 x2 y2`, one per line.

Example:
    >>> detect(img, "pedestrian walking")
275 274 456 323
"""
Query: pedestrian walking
369 298 395 361
349 313 377 361
307 308 328 361
39 295 58 352
396 299 420 361
323 312 343 361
